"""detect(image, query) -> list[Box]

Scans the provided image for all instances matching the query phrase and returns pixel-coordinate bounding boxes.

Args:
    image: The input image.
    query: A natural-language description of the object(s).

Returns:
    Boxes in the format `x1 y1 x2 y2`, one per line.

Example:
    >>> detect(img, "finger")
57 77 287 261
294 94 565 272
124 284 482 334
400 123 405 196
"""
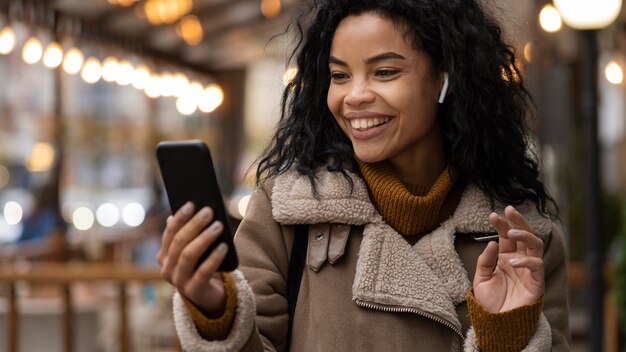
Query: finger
473 241 499 286
172 221 223 287
488 212 515 253
159 202 195 263
504 205 534 233
507 229 544 257
163 207 214 274
509 256 545 283
187 242 229 292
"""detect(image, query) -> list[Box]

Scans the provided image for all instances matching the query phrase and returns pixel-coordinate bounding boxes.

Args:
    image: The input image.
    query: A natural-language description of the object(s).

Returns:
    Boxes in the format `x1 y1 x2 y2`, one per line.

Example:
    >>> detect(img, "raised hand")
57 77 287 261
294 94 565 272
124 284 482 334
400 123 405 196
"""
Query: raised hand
473 205 545 313
157 201 230 314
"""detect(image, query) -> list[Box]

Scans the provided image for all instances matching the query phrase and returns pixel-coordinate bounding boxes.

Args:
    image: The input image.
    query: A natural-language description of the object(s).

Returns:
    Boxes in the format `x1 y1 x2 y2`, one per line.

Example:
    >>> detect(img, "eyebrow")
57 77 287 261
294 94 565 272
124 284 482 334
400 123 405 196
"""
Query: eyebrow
328 52 407 66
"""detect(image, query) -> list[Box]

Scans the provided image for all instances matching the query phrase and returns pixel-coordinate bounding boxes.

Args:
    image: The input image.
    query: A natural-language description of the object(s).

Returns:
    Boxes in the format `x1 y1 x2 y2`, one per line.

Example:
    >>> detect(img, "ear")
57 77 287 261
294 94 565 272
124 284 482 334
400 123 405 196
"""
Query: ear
438 72 449 104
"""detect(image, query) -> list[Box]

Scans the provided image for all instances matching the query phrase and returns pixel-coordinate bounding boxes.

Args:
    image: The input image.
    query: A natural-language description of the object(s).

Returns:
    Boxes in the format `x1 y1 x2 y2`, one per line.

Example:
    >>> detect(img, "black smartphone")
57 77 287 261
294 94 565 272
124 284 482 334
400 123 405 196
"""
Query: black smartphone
156 140 238 272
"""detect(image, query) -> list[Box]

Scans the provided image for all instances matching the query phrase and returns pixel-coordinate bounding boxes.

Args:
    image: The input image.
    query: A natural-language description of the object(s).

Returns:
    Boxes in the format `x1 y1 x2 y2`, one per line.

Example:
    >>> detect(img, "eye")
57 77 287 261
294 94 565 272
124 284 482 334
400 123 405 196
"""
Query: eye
330 71 349 82
375 69 401 78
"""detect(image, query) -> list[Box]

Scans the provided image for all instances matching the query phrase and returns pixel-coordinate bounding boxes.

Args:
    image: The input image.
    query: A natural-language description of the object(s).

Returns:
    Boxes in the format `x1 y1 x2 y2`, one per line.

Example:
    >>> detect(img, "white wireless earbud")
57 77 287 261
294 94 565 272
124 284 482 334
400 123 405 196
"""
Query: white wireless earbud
438 72 449 104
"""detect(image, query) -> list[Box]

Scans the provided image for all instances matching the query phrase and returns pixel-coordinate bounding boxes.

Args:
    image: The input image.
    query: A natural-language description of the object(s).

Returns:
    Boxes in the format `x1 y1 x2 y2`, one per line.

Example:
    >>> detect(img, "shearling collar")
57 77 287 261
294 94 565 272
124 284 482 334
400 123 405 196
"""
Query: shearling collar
271 169 552 333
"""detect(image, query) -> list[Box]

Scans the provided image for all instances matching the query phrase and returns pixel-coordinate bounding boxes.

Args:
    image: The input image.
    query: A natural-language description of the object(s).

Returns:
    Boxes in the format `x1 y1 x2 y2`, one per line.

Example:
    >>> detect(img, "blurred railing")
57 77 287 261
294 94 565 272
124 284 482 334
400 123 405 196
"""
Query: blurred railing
0 263 173 352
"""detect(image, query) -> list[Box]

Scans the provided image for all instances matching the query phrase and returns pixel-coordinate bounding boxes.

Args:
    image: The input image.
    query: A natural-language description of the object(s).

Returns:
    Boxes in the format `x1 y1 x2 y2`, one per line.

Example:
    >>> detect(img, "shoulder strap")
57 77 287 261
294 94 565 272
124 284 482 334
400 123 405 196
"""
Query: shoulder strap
286 224 308 351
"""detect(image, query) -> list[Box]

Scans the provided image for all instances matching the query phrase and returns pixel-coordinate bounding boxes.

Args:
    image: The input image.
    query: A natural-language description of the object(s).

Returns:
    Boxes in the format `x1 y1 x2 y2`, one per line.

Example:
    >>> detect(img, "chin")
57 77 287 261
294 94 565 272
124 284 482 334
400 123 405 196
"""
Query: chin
353 150 386 164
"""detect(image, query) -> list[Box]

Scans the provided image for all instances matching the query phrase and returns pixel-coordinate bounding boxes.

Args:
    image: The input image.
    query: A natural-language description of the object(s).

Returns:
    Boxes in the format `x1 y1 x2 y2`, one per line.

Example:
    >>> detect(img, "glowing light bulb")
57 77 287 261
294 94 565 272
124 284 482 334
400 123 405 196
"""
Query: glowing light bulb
22 37 43 64
605 61 624 84
4 202 23 225
81 57 102 84
172 73 189 97
131 64 151 90
43 41 63 68
96 203 120 227
539 5 563 33
158 73 176 97
198 84 224 113
116 60 134 86
177 15 203 45
144 74 161 98
26 142 55 172
0 27 17 55
102 57 120 82
63 48 84 75
122 203 145 227
554 0 623 30
73 207 95 231
176 94 197 115
261 0 281 18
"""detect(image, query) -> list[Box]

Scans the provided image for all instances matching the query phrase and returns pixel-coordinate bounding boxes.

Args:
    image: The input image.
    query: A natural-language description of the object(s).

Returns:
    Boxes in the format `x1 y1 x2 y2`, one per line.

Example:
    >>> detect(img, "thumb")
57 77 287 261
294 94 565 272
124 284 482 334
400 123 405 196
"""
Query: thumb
473 241 499 286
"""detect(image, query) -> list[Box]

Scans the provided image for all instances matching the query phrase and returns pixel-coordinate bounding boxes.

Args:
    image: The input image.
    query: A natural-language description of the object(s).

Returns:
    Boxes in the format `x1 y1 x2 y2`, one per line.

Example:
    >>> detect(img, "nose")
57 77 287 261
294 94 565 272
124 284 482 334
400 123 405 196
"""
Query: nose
344 80 375 106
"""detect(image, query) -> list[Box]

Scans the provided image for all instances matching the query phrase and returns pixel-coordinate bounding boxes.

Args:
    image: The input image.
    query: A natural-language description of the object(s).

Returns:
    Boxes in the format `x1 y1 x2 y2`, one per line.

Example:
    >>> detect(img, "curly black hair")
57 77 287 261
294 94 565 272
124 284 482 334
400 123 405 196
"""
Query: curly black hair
256 0 557 218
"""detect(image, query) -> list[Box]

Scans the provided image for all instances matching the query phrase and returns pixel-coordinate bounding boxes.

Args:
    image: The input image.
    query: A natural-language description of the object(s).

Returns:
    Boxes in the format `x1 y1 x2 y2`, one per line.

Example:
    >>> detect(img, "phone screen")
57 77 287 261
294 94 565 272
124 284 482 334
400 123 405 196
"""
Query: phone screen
156 140 238 271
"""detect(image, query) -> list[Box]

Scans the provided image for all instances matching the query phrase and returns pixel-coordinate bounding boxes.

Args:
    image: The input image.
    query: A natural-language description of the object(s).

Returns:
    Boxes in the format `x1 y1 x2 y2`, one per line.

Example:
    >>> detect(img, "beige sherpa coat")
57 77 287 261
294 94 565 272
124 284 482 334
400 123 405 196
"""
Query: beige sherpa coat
172 169 571 351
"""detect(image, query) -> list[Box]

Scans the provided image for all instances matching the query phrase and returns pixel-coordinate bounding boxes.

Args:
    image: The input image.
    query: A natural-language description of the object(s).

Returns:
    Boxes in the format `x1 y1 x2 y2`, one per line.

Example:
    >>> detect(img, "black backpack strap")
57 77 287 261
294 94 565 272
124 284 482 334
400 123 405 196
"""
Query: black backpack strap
286 224 309 351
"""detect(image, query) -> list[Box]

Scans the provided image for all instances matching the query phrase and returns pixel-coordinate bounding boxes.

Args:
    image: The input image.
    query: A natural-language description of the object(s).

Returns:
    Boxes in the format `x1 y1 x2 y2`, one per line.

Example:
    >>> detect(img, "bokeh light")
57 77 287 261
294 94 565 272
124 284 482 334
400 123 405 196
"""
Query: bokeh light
122 203 145 227
4 202 23 225
96 203 120 227
73 207 95 231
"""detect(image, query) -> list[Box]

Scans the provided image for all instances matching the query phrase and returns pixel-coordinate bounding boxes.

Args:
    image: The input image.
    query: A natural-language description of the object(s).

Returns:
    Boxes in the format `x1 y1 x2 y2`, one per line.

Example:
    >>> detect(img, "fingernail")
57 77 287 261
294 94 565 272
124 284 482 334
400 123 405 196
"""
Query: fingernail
216 243 228 254
508 229 521 237
208 221 222 232
182 202 193 214
199 207 210 220
509 258 520 265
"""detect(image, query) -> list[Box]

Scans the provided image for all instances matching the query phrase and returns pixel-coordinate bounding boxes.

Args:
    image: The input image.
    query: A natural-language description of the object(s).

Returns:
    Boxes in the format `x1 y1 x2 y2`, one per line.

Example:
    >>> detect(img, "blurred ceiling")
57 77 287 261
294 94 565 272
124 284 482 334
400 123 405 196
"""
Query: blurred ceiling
46 0 301 73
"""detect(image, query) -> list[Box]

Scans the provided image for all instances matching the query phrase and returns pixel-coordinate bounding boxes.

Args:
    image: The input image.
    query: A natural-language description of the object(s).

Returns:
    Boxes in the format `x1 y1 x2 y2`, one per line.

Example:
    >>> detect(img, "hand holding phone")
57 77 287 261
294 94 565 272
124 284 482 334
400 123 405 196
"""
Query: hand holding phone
156 140 238 272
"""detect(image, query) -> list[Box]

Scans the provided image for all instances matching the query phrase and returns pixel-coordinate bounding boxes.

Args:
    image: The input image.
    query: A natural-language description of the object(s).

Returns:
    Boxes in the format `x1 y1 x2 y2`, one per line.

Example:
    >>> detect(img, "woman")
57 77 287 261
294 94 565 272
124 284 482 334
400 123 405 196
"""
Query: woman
157 0 570 351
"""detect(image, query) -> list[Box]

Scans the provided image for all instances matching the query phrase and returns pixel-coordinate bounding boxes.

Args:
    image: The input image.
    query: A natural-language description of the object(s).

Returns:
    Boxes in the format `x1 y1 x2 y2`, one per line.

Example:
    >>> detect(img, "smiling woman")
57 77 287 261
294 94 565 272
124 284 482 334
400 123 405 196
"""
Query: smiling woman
159 1 571 351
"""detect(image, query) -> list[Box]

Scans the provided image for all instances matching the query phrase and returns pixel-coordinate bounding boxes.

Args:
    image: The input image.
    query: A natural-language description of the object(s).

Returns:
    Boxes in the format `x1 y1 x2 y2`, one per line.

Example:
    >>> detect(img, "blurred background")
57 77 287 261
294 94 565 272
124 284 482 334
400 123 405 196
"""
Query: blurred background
0 0 624 351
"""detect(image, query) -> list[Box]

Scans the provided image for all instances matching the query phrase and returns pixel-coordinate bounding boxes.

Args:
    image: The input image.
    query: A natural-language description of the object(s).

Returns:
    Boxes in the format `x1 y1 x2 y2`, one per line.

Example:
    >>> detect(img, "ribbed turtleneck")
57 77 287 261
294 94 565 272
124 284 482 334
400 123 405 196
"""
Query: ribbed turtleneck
357 160 461 238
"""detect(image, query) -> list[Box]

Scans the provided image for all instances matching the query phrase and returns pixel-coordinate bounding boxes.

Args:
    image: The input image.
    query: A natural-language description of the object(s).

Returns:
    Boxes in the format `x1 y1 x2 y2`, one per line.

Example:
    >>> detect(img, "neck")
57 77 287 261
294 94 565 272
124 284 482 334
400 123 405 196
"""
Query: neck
388 147 446 187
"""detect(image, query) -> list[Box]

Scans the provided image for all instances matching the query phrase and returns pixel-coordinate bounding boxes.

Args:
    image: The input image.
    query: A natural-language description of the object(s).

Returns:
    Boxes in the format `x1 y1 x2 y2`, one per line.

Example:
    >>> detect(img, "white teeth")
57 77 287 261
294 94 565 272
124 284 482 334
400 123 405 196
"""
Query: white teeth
350 117 389 130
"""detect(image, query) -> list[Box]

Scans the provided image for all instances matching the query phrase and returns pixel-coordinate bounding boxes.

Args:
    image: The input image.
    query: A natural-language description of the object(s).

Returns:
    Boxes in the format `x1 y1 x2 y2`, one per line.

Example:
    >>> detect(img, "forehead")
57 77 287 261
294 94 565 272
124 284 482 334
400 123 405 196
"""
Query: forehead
330 12 414 56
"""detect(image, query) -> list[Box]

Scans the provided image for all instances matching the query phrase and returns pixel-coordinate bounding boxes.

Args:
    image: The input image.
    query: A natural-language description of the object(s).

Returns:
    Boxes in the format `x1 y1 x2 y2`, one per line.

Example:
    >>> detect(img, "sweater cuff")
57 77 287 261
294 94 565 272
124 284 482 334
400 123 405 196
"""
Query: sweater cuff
181 272 237 340
467 289 543 352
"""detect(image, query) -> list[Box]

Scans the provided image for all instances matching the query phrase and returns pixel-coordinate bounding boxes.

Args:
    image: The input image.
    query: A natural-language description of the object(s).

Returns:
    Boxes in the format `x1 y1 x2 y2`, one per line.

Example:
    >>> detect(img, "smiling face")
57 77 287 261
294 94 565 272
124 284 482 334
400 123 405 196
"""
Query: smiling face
327 11 446 185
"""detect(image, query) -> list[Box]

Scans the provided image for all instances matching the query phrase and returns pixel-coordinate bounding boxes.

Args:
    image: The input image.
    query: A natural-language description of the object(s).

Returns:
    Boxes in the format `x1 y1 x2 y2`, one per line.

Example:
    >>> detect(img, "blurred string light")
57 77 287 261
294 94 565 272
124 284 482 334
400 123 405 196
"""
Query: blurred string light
22 37 43 64
261 0 282 19
145 0 193 25
159 72 176 97
4 201 23 225
122 203 145 227
172 72 189 97
43 41 63 68
0 165 9 188
144 74 161 98
26 142 55 172
81 57 103 84
0 27 16 55
96 203 120 227
62 48 84 75
540 4 563 33
554 0 623 30
131 64 151 90
177 15 203 45
199 84 224 113
73 206 94 231
605 60 624 84
116 60 134 86
102 56 120 82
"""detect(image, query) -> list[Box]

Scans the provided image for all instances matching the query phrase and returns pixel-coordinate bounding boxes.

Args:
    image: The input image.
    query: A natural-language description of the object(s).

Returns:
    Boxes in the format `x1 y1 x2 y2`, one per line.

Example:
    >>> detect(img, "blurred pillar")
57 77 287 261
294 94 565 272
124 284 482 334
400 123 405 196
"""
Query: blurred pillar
579 29 604 352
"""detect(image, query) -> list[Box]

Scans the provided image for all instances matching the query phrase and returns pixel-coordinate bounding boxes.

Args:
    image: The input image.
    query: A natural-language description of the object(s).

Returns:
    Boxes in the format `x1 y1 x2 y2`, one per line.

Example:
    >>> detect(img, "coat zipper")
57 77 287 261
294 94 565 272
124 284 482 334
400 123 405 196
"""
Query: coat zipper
355 299 463 338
